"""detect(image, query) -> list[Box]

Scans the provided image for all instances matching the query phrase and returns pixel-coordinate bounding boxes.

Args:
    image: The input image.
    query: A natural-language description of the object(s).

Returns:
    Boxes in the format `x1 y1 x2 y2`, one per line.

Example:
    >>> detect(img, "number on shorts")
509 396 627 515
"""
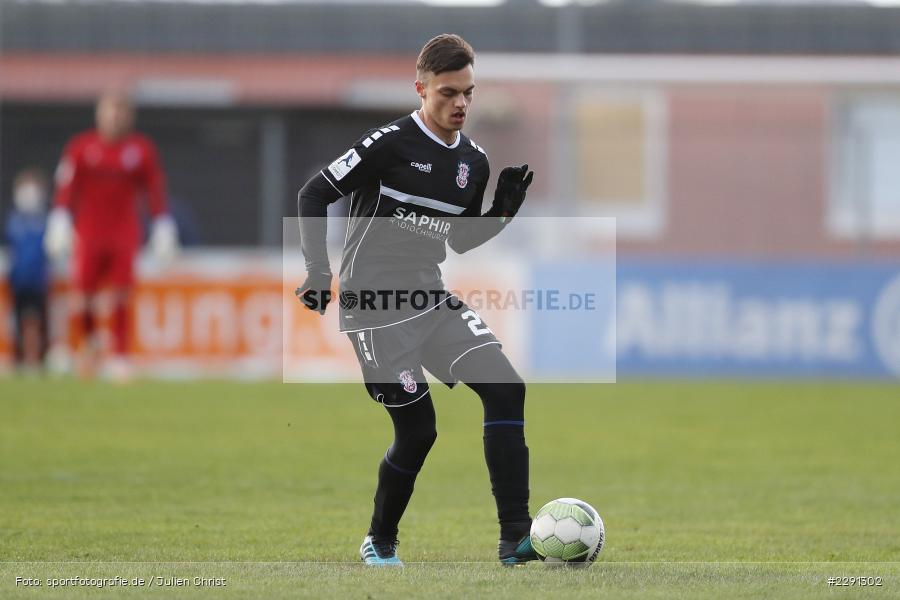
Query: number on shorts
461 310 493 336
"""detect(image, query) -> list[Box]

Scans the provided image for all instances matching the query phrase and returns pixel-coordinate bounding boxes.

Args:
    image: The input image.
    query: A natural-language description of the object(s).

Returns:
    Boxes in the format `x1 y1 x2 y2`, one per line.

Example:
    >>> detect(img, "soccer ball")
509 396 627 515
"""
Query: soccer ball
530 498 604 566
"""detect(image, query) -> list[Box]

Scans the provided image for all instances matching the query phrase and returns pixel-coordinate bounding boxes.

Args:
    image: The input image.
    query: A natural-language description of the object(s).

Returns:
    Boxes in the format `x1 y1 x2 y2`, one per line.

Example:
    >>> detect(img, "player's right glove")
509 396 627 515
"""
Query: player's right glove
44 207 73 260
295 271 333 315
487 164 534 224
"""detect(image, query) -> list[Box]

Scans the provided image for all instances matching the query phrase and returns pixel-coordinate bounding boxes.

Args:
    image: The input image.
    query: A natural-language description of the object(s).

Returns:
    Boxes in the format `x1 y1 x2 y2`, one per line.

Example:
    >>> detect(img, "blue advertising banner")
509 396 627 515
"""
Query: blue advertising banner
529 260 617 381
530 261 900 379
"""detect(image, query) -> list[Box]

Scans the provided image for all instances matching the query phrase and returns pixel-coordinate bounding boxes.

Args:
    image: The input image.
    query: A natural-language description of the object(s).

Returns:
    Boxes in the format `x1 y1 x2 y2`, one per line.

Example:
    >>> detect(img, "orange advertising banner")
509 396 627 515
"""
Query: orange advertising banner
2 252 525 380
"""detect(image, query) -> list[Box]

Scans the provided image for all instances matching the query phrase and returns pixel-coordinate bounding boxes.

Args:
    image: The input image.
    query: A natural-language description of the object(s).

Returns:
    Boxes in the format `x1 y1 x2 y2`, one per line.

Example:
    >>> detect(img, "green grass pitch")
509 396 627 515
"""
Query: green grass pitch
1 379 899 598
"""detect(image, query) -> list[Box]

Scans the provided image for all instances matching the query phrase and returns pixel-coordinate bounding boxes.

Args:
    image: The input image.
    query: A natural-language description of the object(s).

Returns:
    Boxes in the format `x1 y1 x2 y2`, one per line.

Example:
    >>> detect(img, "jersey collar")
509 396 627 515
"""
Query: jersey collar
411 110 461 149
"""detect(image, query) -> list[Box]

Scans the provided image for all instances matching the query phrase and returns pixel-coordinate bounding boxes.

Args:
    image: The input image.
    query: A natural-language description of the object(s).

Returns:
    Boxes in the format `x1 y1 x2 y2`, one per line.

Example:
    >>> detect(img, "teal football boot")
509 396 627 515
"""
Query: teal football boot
359 535 403 567
499 534 539 566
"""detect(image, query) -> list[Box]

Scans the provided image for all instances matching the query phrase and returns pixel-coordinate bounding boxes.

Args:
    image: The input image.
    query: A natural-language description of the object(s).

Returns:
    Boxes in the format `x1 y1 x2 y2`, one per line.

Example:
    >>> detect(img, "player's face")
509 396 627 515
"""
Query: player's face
96 93 134 141
13 177 46 215
417 65 475 138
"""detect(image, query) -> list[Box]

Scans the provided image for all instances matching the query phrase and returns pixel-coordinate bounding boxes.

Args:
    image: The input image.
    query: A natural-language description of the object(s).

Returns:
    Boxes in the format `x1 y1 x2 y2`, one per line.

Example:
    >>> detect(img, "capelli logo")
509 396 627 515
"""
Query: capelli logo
410 161 432 173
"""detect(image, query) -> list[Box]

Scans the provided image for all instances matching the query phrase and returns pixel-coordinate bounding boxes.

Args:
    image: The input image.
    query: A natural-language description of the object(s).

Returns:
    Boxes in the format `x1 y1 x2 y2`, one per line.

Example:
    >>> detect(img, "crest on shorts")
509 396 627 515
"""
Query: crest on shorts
456 162 469 189
398 369 417 394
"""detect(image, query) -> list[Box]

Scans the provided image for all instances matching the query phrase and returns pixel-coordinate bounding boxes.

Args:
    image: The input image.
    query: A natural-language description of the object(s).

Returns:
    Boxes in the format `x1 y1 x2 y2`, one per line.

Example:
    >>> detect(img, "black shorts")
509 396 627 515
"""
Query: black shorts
346 298 501 407
10 288 49 363
13 289 47 318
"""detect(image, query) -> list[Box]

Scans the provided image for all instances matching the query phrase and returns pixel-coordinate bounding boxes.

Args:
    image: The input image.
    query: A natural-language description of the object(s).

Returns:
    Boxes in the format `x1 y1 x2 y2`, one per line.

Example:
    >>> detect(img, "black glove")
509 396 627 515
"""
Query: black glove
295 272 333 315
487 164 534 223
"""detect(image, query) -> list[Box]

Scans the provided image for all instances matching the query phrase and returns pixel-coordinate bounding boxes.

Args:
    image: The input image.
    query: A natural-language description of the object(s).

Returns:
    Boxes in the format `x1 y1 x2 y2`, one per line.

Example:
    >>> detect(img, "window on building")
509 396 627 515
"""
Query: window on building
830 96 900 240
570 89 667 238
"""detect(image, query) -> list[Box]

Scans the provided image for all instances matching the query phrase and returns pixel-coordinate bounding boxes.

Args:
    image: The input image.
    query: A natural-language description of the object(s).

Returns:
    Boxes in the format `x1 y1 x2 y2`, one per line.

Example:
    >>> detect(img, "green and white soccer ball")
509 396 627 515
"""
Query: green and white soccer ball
530 498 605 566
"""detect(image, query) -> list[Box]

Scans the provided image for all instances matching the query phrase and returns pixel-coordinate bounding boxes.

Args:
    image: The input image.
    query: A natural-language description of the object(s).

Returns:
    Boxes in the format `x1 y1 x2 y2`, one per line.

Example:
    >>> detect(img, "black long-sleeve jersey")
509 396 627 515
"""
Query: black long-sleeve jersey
299 110 503 332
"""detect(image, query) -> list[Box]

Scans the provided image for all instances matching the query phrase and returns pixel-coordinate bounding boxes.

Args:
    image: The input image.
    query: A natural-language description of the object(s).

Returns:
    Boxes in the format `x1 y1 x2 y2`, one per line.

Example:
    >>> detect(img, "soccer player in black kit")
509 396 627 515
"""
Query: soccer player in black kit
296 34 535 566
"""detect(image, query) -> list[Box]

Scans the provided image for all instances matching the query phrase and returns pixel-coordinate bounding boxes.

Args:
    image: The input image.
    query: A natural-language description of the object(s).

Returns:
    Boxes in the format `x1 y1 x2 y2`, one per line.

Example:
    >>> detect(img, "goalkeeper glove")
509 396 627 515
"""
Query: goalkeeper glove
295 271 333 315
44 207 73 260
150 214 180 262
487 164 534 224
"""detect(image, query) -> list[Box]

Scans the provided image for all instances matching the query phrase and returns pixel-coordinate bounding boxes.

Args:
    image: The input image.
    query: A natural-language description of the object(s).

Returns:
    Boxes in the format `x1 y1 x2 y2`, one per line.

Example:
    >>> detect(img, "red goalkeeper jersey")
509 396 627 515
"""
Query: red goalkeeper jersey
53 130 167 247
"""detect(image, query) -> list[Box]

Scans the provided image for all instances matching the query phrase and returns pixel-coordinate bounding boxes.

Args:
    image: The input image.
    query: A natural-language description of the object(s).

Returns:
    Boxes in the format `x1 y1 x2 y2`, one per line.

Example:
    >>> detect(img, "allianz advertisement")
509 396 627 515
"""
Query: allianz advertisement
532 262 900 379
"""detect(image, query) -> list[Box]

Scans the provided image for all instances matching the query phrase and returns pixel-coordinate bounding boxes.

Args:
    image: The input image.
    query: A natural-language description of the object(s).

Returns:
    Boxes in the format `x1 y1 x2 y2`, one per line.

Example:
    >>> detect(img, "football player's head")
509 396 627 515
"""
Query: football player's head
13 168 48 215
415 34 475 140
96 89 134 141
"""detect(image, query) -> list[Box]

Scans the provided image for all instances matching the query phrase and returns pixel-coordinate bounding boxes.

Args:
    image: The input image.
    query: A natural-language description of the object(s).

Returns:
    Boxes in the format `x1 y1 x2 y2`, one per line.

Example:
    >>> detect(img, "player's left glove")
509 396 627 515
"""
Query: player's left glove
295 271 333 315
487 164 534 224
150 214 180 262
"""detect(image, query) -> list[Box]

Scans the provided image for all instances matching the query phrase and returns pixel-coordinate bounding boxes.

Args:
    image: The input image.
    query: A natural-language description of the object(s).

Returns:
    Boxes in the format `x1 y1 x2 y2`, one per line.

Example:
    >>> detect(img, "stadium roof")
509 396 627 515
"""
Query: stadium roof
3 0 900 54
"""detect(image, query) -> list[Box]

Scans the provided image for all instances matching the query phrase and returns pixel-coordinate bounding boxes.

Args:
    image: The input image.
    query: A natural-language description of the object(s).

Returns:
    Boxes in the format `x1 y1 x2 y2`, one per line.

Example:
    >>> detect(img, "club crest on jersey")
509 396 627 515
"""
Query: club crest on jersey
121 144 142 170
456 162 470 189
398 369 417 394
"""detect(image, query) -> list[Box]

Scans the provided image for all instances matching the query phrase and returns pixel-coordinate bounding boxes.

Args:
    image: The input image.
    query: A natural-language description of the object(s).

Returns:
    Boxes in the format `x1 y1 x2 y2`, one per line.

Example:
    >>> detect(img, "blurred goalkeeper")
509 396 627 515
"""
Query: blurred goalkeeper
297 34 535 566
46 89 178 379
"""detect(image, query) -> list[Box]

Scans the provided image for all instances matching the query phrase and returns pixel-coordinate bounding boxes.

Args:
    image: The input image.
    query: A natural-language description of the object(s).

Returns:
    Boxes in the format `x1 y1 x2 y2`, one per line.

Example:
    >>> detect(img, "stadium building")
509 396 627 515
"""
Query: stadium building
2 0 900 378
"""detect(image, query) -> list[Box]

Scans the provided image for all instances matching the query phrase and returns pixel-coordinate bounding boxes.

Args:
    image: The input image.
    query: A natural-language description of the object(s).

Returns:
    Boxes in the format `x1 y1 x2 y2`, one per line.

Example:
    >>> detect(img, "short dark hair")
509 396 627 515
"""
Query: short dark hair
14 167 48 191
416 34 475 81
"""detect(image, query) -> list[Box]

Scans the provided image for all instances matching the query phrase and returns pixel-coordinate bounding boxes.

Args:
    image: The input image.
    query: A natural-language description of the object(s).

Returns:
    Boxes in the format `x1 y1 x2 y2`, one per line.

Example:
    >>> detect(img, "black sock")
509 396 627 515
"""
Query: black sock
483 424 531 541
368 397 437 540
454 347 532 544
368 455 418 540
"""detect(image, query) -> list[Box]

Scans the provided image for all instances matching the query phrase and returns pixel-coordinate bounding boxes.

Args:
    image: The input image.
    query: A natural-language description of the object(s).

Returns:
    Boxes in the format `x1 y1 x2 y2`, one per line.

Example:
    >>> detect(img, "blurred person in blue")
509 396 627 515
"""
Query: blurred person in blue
5 168 51 372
